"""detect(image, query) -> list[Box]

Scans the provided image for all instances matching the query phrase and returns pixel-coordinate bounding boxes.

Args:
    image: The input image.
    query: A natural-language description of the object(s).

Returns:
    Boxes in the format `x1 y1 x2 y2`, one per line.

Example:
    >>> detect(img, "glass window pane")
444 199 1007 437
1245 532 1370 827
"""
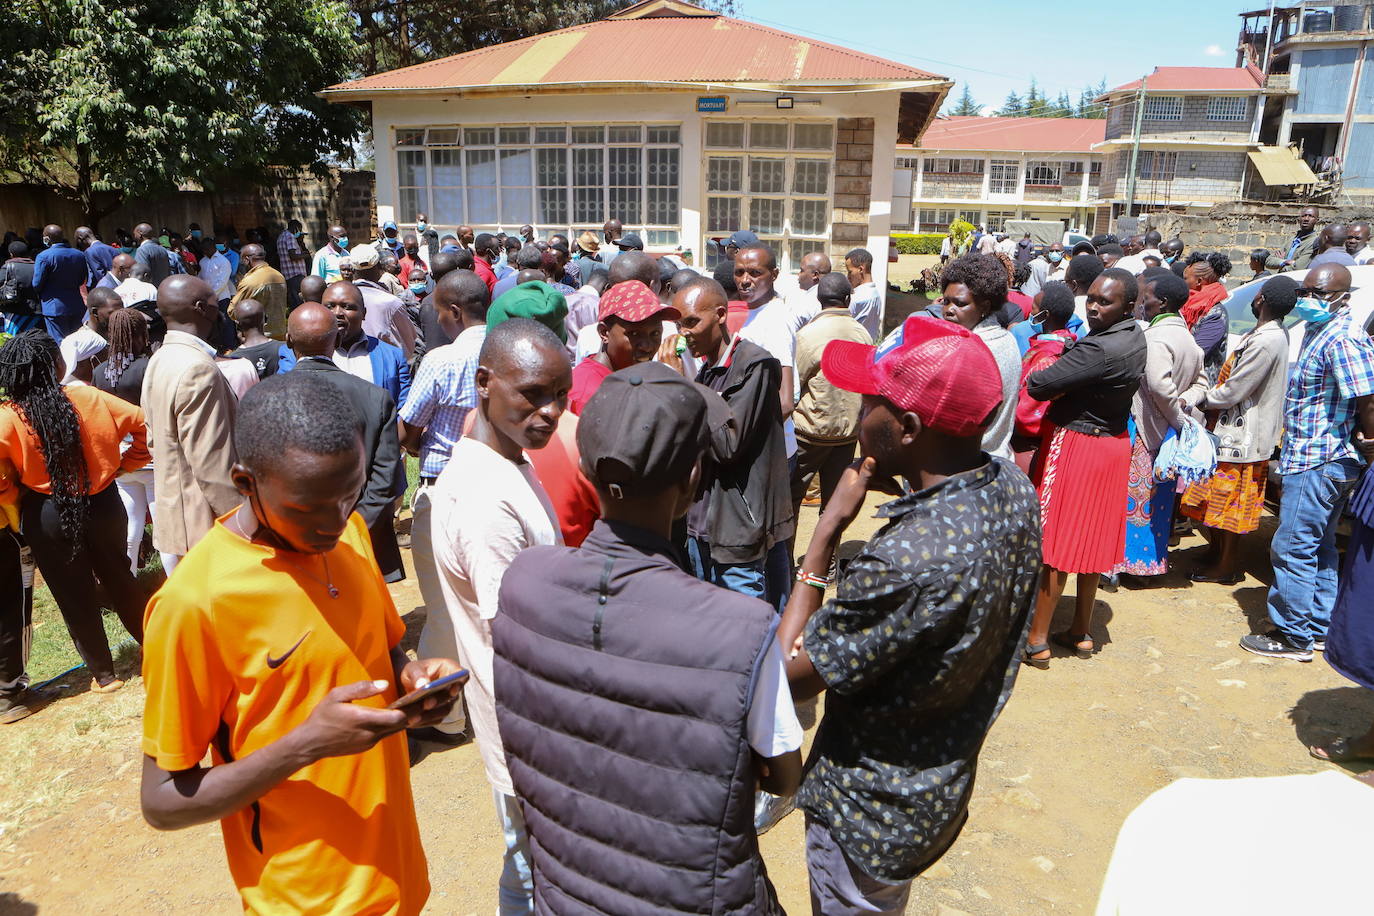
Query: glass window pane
793 159 829 195
395 128 425 146
425 128 460 146
431 188 462 225
705 122 745 148
537 188 567 226
646 229 680 246
647 188 678 225
607 125 641 143
751 198 784 234
430 149 461 186
791 199 828 235
536 148 566 186
463 127 495 145
646 125 680 143
608 147 640 187
466 149 497 223
571 126 604 144
397 150 426 187
500 148 532 186
647 147 678 187
398 188 422 223
573 147 603 185
610 187 641 224
499 126 529 143
793 123 833 149
707 197 740 232
572 148 603 223
749 157 785 194
574 188 602 224
707 157 743 192
535 126 567 144
750 122 788 149
501 188 531 224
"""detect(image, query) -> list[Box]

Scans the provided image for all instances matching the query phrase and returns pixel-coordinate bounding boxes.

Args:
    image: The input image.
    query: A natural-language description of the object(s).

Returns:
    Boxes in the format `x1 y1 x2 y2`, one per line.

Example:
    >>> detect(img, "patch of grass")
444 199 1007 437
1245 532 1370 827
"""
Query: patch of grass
404 455 419 510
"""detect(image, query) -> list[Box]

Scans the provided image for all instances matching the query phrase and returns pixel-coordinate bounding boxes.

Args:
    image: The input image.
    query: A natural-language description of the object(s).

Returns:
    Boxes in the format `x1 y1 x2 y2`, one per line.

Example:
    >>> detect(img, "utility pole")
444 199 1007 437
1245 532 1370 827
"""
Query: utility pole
1123 75 1148 220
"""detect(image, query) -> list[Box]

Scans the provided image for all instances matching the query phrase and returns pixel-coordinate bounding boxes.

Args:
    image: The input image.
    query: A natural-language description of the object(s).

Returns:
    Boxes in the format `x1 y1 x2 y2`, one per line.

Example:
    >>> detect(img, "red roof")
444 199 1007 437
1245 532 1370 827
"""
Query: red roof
911 116 1105 153
1103 65 1264 96
325 1 943 94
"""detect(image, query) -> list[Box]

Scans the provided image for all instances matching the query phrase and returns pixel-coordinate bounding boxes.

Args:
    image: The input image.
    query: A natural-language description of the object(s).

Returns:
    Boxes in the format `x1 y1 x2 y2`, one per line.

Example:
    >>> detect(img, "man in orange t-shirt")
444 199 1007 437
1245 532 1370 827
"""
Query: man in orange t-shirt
140 372 465 915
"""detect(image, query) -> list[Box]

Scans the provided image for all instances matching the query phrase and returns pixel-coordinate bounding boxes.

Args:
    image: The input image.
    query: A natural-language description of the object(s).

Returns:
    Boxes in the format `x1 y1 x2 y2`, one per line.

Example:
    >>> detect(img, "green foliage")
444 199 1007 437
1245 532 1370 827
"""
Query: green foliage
950 219 975 248
947 84 983 117
891 233 946 255
0 0 365 223
996 91 1024 117
989 78 1108 119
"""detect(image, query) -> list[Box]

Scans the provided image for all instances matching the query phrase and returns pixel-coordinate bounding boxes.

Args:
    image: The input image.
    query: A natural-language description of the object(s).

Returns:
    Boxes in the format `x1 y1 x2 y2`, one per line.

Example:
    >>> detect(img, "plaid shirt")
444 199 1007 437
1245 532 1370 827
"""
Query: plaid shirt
1279 308 1374 474
398 323 486 478
275 230 307 279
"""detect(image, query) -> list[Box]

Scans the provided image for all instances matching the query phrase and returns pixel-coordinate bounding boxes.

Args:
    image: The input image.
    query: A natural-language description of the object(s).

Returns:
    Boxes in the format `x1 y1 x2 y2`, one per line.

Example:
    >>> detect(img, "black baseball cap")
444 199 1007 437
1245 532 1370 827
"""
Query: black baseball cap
614 232 644 250
576 362 728 496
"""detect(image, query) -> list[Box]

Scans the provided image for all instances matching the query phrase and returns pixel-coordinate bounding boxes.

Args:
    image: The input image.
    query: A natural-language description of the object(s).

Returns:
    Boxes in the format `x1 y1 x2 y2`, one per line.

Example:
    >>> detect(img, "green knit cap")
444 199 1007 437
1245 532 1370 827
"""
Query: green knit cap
487 282 568 342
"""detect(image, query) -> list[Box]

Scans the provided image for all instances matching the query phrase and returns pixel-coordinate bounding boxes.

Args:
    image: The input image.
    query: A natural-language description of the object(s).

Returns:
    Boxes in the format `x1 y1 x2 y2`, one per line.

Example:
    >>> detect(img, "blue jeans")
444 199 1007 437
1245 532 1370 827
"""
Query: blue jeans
493 789 533 914
686 536 766 601
1267 457 1364 649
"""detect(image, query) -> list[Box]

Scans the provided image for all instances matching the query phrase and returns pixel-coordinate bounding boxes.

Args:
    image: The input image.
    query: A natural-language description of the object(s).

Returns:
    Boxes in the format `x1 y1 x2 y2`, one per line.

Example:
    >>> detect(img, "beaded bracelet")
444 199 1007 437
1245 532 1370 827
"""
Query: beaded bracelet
795 570 830 592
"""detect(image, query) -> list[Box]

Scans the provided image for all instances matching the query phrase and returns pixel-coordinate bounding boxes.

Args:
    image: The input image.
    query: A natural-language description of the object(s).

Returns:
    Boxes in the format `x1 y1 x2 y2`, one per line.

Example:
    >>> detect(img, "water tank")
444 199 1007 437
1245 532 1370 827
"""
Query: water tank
1303 9 1333 32
1333 5 1364 31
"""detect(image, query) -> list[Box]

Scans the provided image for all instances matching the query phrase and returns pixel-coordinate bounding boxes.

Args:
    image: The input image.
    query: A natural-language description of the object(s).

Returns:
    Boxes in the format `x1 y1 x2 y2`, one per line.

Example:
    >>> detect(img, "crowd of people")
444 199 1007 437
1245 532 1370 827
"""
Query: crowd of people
0 200 1370 914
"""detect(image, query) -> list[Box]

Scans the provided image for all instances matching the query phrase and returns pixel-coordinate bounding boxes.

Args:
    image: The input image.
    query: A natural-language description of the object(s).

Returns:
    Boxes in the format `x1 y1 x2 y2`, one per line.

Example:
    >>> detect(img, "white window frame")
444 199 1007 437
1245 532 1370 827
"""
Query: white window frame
1138 150 1179 181
703 120 835 271
917 208 958 232
988 159 1019 195
984 210 1016 232
1025 161 1064 187
392 123 682 243
1143 96 1184 121
1206 96 1249 122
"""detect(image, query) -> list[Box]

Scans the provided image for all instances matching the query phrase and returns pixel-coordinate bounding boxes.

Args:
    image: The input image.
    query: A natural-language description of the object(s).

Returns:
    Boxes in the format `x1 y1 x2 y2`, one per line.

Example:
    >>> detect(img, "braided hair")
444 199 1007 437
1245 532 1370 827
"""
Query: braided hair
0 331 90 548
103 308 149 389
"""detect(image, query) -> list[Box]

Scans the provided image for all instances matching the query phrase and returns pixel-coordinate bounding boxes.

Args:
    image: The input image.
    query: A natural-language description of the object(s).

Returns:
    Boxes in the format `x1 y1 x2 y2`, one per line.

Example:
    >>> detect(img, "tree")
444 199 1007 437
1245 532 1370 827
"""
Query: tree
1023 79 1049 117
0 0 363 227
948 84 983 117
1076 79 1108 119
996 91 1025 117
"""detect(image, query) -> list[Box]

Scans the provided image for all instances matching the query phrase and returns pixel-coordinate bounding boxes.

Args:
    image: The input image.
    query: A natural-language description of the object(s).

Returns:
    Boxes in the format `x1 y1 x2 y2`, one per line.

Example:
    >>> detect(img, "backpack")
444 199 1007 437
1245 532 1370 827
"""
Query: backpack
0 262 37 315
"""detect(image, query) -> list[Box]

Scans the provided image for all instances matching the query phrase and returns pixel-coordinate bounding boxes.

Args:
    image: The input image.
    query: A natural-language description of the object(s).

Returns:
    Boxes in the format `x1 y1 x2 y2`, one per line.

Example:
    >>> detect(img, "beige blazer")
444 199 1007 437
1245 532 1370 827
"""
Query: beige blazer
142 330 240 556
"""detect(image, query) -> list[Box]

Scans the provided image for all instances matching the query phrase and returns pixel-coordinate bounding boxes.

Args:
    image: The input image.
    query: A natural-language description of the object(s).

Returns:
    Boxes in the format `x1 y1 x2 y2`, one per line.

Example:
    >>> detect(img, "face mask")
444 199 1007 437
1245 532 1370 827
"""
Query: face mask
215 243 226 253
1294 296 1338 326
336 236 349 249
190 229 202 240
293 230 304 239
417 222 428 231
1029 310 1049 329
409 283 428 294
231 238 240 246
1047 252 1063 264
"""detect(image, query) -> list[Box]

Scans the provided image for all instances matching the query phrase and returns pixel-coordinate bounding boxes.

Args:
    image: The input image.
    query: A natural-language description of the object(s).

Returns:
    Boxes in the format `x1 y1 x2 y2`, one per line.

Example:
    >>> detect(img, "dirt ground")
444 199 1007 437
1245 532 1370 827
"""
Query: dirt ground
1 496 1370 915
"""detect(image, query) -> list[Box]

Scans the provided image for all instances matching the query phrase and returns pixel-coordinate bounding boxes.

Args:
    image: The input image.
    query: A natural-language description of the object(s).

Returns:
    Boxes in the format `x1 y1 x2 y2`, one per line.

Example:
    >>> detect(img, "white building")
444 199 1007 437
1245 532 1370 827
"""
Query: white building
322 0 951 297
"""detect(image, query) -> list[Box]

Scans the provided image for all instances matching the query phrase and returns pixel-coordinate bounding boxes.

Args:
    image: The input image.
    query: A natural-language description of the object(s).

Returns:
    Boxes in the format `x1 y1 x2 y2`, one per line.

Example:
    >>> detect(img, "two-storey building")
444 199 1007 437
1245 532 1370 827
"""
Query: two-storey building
895 116 1106 235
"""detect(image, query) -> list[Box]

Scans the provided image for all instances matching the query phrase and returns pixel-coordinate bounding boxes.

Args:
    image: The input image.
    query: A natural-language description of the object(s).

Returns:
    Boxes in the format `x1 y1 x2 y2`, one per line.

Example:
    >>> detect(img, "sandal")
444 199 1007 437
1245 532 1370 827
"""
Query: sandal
1022 643 1051 670
1051 632 1094 659
90 677 124 694
1310 736 1374 763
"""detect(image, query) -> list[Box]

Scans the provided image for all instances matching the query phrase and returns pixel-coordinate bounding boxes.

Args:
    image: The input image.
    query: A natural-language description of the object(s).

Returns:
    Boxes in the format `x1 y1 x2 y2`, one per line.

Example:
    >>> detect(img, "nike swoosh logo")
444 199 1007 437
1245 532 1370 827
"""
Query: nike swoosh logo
266 631 312 669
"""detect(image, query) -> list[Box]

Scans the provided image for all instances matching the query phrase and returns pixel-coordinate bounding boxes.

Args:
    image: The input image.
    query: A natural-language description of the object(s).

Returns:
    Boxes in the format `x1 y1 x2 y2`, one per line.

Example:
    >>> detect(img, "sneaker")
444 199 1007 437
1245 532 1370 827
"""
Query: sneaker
1239 632 1313 662
1313 639 1326 652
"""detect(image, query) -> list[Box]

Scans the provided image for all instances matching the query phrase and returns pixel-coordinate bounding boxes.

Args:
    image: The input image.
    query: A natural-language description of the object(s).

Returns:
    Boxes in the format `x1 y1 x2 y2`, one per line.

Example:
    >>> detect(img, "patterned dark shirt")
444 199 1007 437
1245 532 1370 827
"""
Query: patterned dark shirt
799 457 1041 882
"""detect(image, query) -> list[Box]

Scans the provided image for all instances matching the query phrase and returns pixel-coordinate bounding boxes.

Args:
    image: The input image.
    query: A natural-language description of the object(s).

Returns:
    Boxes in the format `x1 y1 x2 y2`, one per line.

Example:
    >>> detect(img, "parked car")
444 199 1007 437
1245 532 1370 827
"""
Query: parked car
1222 264 1374 374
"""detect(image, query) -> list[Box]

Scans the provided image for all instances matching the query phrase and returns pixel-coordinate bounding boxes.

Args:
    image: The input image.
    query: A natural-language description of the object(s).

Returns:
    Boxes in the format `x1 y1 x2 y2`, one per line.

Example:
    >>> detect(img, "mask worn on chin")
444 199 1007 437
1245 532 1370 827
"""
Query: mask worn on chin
1294 296 1340 326
336 237 350 250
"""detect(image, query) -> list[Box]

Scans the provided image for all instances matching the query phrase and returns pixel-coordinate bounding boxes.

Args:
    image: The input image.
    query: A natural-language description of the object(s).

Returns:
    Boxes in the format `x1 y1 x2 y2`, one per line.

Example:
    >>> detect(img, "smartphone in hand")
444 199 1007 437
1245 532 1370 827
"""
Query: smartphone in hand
387 670 468 711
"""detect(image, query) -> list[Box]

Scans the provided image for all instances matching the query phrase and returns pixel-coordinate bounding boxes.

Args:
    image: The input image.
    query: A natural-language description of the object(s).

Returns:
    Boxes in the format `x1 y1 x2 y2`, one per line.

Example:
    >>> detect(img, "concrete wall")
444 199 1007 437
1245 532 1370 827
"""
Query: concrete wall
1145 200 1374 261
1106 95 1256 142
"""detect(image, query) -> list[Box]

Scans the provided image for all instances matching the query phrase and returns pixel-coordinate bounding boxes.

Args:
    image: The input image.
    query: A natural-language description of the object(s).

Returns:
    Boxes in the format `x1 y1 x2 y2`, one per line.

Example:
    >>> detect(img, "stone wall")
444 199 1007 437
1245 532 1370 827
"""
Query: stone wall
1144 200 1374 260
1100 150 1249 205
0 168 376 249
921 171 982 199
831 117 874 259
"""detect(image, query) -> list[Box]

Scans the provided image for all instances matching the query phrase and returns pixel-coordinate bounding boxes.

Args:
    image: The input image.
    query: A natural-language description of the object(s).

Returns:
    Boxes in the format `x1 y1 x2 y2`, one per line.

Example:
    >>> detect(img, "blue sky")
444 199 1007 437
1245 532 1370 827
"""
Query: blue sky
735 0 1247 111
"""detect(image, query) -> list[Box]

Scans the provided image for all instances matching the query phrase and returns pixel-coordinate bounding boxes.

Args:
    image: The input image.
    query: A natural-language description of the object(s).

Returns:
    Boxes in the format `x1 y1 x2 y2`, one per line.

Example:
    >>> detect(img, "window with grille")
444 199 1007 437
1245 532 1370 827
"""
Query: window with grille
989 160 1019 194
1207 96 1249 122
923 157 984 174
1025 161 1063 186
917 208 958 232
393 123 681 239
1143 96 1184 121
985 210 1016 232
702 120 835 271
1137 150 1178 181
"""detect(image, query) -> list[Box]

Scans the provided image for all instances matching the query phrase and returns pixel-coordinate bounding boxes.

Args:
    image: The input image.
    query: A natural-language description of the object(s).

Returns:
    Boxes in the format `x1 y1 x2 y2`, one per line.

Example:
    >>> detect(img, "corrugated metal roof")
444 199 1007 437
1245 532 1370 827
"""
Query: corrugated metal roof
910 116 1106 153
1104 65 1264 96
325 10 943 94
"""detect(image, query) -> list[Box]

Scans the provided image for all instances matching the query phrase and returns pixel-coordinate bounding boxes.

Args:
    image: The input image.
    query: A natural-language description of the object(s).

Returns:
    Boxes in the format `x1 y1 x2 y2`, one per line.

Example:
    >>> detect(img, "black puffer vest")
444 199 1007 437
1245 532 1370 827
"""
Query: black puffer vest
493 520 782 915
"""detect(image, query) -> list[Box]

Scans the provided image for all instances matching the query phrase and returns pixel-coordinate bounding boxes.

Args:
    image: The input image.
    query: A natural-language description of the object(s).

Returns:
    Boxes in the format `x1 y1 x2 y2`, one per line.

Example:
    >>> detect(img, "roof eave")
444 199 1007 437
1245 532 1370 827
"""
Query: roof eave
319 77 949 102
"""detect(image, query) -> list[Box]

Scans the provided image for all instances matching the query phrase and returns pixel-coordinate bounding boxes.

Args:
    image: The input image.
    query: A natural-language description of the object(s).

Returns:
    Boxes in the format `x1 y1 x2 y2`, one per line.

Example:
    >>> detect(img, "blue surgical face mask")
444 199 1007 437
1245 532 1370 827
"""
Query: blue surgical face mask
190 229 202 240
409 282 428 293
293 230 304 239
215 243 226 253
1047 251 1063 264
417 221 428 231
336 236 349 249
1294 296 1339 326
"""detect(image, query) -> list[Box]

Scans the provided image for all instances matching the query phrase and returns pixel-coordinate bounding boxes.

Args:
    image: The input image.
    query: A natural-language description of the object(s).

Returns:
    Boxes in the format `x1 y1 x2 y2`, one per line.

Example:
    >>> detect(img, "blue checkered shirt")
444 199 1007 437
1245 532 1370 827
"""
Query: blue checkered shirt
1279 308 1374 474
399 324 487 478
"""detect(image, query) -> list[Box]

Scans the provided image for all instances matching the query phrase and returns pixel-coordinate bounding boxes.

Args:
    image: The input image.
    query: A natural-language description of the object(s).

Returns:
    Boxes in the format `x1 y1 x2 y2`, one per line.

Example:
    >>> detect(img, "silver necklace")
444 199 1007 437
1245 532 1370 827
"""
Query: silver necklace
230 512 341 598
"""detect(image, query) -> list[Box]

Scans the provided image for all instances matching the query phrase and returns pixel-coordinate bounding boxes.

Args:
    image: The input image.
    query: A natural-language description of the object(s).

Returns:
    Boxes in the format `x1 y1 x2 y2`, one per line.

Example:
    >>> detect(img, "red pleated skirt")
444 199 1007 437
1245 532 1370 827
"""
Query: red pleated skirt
1037 424 1132 574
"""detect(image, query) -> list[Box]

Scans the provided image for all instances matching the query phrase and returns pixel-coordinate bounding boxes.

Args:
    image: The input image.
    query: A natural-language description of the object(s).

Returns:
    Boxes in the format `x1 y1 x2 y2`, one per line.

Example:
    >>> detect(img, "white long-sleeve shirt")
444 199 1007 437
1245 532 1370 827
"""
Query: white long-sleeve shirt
199 252 233 302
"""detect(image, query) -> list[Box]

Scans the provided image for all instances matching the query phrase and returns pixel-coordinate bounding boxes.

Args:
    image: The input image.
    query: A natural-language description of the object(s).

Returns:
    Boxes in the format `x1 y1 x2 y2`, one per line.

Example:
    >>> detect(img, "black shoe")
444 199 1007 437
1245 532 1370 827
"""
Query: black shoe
407 725 471 748
1239 631 1313 662
1099 573 1119 593
1190 569 1243 585
0 687 53 724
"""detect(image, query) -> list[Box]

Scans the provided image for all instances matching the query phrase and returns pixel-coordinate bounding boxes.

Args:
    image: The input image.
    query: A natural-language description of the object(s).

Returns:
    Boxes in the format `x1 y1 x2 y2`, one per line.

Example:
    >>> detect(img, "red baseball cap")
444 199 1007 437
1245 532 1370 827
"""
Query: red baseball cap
821 315 1003 437
598 280 681 323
